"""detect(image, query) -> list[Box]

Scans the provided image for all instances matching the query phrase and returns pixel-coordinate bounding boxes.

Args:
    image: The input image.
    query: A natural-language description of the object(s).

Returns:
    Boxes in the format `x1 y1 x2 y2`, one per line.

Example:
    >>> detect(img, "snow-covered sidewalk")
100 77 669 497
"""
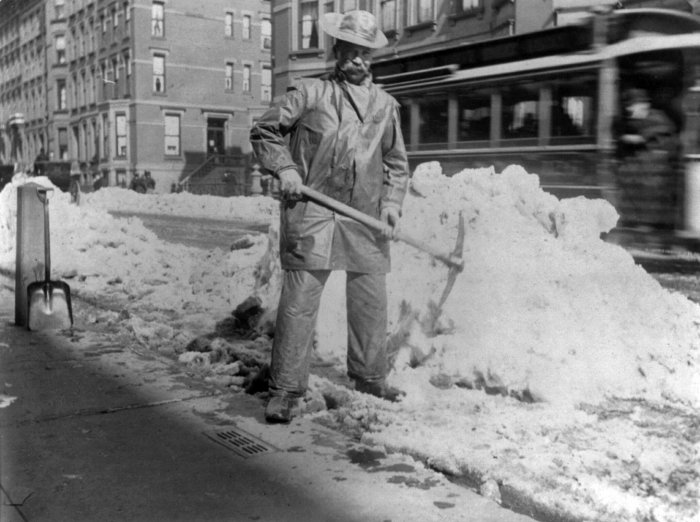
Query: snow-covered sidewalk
1 163 698 522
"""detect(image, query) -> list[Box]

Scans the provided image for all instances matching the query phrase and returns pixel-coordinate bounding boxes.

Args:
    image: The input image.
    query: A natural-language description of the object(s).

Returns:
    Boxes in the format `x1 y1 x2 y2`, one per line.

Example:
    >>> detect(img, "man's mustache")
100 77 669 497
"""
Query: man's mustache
340 61 369 74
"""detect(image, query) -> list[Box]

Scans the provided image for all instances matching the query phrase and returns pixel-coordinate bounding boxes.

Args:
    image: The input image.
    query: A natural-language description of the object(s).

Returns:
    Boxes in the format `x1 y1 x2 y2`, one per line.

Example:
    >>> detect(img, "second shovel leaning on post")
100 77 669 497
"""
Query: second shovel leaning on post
298 185 465 274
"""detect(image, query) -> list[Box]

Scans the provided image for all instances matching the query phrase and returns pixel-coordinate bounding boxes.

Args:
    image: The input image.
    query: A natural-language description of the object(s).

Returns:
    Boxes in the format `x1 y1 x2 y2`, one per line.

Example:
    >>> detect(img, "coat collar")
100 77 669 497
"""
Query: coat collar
327 68 376 123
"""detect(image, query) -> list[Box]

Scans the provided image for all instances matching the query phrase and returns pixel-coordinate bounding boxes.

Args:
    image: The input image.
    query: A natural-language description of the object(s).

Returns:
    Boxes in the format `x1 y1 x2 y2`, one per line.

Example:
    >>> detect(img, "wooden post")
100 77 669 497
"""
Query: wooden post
250 164 263 196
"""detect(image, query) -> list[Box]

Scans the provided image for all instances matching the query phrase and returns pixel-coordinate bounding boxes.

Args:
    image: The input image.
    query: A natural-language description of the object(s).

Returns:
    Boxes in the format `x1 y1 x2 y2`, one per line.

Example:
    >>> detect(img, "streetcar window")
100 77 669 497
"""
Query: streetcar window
418 95 448 148
550 73 597 143
457 89 490 145
502 83 539 143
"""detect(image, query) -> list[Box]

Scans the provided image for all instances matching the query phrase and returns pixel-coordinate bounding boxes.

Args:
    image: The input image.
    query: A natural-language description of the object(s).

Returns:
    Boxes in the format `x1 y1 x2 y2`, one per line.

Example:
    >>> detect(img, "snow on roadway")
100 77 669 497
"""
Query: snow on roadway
0 164 698 521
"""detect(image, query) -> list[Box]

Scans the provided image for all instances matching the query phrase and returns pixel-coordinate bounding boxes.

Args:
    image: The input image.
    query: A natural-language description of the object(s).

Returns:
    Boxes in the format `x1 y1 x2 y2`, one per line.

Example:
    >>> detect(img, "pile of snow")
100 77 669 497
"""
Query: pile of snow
1 165 699 408
308 162 700 408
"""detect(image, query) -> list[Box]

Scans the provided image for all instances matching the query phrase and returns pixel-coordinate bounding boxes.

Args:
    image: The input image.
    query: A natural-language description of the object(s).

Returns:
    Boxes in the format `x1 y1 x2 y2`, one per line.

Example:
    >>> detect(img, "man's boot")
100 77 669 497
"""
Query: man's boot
354 380 405 402
265 395 296 423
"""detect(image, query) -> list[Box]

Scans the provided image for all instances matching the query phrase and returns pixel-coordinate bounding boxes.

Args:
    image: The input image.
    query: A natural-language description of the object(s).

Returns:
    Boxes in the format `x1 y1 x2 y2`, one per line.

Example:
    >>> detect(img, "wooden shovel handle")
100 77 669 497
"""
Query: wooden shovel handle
37 188 52 282
298 185 463 270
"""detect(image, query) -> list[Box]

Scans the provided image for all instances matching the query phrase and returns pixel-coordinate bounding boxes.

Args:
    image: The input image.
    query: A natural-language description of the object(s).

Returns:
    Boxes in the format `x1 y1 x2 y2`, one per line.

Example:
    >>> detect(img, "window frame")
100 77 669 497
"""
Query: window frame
115 112 128 158
57 79 67 110
225 62 234 91
151 1 164 38
261 18 271 50
55 0 65 19
454 0 482 16
225 11 234 37
298 0 319 51
242 15 252 40
55 34 66 64
163 112 181 157
380 0 398 33
242 63 251 93
261 64 271 102
152 53 165 93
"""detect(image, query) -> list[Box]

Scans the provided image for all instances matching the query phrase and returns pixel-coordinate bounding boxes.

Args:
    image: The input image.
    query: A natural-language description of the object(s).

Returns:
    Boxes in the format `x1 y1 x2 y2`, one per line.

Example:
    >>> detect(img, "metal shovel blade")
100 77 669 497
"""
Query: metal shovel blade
27 280 73 331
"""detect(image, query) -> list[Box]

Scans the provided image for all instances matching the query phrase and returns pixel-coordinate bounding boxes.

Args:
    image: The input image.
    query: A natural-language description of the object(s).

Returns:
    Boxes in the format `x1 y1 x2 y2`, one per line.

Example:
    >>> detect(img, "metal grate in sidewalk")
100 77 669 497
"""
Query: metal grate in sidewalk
205 427 277 458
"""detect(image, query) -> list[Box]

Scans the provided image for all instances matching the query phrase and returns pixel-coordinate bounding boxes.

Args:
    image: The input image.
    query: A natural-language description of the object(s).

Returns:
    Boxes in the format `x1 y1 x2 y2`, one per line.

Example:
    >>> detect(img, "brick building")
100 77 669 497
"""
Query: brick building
0 0 271 192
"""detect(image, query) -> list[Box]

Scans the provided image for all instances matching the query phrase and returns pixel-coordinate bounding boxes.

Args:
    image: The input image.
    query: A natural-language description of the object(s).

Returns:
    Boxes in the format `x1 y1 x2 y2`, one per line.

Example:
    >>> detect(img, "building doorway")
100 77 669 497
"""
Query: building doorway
206 118 226 161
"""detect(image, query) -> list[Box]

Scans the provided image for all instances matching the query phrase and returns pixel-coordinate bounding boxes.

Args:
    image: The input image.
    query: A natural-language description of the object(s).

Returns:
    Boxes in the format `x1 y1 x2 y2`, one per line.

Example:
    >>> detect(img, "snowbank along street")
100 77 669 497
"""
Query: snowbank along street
1 162 698 522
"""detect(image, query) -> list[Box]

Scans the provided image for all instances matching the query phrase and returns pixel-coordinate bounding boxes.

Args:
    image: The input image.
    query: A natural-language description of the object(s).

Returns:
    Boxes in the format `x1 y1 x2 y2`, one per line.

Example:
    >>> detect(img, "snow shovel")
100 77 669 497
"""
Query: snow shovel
27 188 73 331
298 185 465 274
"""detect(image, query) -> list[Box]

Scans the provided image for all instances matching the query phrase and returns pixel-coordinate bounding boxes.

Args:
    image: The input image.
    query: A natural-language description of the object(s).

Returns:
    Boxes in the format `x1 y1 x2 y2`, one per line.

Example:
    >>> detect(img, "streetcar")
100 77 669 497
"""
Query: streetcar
372 8 700 234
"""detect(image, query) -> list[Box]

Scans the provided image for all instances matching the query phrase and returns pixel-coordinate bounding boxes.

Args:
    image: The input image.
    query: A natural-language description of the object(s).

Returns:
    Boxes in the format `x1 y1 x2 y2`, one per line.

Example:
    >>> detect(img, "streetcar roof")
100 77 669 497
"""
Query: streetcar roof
383 31 700 94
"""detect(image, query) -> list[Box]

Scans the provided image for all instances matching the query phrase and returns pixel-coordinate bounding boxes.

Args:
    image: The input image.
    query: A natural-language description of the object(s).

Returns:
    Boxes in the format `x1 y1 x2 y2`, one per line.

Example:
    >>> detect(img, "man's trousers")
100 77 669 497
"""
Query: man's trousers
269 270 388 397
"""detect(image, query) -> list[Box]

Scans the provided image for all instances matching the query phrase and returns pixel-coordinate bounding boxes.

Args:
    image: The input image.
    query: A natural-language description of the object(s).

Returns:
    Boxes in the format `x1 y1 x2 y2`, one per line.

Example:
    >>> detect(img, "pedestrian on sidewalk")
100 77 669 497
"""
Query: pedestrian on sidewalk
250 10 409 423
144 170 156 193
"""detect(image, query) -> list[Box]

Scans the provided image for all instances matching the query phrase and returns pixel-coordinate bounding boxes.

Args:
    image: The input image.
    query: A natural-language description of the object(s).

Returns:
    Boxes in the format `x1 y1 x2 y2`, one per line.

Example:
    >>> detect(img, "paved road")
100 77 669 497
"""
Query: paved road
109 211 270 251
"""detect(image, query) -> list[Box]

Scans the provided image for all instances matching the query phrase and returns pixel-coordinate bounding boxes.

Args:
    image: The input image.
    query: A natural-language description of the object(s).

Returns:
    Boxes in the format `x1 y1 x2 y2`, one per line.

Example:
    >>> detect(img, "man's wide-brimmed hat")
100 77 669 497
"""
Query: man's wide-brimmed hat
320 10 388 49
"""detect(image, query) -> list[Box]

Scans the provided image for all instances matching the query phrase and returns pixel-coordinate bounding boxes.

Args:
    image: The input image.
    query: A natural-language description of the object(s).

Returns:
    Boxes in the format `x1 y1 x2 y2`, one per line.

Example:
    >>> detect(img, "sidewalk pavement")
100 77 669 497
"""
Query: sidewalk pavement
0 291 534 522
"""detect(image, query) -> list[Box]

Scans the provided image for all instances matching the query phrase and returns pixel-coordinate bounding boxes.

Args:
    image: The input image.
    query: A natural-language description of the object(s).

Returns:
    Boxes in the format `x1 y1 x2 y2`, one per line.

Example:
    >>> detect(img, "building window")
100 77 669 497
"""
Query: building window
80 70 87 106
261 19 271 49
341 0 373 11
164 113 180 156
261 65 271 102
124 2 130 30
225 12 233 37
153 54 165 93
457 0 481 13
55 0 65 19
152 2 164 37
74 74 80 106
113 7 119 28
225 62 233 90
381 0 397 32
57 79 67 109
58 127 68 159
56 35 66 64
88 19 95 52
243 64 251 92
89 68 96 104
242 15 251 40
102 11 108 33
102 114 109 159
406 0 434 25
299 0 318 49
418 0 434 23
116 112 127 157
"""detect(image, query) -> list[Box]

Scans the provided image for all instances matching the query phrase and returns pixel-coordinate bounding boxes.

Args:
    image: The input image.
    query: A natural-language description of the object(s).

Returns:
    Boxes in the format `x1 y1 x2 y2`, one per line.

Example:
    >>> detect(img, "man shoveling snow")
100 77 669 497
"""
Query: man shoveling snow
250 10 411 423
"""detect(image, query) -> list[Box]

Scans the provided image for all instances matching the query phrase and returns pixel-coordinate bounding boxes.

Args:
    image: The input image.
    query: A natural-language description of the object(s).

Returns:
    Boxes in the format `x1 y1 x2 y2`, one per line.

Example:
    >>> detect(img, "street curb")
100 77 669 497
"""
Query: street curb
499 484 584 522
414 457 586 522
